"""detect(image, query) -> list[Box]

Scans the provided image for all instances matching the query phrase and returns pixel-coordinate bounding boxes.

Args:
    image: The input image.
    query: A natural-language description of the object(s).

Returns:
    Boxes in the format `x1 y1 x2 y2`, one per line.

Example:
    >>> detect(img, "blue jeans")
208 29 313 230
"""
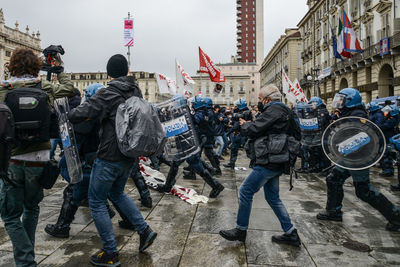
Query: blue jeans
89 158 148 253
0 163 44 267
215 136 224 157
236 166 294 233
222 133 229 151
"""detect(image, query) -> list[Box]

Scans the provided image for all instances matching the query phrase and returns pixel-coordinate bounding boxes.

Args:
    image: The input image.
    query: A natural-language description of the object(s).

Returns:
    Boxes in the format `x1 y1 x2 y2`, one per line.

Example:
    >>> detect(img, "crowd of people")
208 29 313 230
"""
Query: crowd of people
0 48 399 267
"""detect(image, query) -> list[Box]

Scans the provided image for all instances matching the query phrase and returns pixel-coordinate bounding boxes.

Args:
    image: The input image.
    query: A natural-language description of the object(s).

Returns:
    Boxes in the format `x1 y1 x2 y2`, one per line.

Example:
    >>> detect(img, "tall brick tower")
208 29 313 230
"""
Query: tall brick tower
236 0 264 64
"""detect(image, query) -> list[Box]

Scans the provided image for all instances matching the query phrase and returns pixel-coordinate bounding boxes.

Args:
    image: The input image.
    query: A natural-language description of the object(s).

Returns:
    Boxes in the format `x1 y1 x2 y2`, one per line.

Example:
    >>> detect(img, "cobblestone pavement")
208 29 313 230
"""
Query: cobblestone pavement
0 151 399 266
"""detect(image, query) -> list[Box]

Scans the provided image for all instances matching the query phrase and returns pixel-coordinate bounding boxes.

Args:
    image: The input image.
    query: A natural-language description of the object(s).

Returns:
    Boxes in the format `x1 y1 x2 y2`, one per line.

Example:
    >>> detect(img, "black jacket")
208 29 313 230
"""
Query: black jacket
241 101 292 171
68 76 142 162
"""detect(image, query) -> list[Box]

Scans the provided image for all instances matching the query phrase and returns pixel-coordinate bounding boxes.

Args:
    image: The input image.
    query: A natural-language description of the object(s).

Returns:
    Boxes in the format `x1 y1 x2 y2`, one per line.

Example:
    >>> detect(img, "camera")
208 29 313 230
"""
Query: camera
41 45 65 80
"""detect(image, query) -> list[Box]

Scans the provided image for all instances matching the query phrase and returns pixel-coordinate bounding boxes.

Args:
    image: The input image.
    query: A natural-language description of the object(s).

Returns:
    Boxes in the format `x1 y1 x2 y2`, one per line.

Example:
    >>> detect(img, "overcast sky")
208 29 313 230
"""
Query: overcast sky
2 0 308 78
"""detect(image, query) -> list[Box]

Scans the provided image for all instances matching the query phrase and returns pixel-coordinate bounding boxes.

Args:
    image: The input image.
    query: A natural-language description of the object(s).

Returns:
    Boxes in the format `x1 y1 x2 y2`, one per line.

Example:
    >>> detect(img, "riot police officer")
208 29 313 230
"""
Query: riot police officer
224 99 252 169
380 104 400 177
198 97 222 175
157 96 224 198
295 100 325 173
317 88 400 231
308 97 331 172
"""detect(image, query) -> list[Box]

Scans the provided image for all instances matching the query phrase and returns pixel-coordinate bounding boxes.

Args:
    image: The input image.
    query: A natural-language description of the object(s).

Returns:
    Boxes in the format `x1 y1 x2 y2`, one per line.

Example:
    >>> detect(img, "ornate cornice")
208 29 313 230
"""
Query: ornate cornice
376 0 392 14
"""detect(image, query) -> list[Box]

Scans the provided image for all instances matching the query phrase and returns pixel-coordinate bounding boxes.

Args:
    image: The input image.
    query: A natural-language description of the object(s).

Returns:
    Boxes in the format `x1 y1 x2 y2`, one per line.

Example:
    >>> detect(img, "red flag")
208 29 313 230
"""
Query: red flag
199 47 226 83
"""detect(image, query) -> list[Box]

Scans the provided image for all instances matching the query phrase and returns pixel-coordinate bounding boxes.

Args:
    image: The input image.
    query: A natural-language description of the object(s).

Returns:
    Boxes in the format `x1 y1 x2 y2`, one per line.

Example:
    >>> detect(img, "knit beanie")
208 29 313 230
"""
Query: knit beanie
106 54 128 78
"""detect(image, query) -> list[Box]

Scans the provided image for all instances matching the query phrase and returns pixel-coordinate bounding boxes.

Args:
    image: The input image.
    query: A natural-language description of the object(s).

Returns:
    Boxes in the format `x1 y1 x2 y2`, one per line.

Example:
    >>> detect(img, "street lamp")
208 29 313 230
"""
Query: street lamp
306 67 320 98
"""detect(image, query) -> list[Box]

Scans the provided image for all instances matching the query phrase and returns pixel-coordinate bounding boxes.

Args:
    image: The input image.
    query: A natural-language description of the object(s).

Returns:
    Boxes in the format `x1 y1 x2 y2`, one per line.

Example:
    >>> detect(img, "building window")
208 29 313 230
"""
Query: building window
5 51 11 57
246 46 248 50
252 80 254 84
230 87 233 93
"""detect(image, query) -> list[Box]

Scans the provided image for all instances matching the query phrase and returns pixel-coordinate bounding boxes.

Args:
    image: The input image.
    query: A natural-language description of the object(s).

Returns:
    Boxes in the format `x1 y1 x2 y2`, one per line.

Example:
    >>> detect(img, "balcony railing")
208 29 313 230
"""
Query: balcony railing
330 32 400 74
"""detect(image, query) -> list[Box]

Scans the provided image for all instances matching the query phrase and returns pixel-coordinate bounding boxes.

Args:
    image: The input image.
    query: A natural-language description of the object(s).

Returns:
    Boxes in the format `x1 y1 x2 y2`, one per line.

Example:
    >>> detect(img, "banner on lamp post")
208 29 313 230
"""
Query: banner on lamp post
124 19 134 47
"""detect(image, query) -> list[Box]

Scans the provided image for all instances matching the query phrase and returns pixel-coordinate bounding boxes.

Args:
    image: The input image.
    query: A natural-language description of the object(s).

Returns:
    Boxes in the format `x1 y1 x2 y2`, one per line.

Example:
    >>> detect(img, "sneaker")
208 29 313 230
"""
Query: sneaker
209 184 224 198
271 229 301 247
316 211 343 222
219 228 246 242
139 226 157 252
118 220 135 230
90 250 120 267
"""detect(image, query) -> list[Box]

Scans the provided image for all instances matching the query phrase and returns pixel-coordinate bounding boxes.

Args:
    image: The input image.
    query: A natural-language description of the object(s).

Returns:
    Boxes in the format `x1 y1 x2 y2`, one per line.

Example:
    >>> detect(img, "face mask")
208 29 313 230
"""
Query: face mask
257 101 264 112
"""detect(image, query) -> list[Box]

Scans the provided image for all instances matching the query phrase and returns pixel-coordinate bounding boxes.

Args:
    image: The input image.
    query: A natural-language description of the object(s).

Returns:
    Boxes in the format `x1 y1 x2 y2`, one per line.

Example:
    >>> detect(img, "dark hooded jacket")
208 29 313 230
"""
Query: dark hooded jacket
68 76 142 161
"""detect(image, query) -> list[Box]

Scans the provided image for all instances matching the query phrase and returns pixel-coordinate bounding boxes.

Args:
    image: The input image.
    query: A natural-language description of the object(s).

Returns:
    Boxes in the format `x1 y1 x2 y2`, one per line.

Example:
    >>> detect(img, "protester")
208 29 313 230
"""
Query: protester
68 54 157 266
0 48 75 267
219 84 301 246
317 88 400 232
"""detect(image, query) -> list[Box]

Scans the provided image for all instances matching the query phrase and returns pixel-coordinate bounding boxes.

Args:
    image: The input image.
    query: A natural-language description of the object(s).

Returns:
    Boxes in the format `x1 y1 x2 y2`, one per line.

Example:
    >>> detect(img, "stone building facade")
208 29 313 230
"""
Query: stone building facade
259 28 302 104
297 0 400 107
44 71 170 103
192 62 254 106
0 9 42 80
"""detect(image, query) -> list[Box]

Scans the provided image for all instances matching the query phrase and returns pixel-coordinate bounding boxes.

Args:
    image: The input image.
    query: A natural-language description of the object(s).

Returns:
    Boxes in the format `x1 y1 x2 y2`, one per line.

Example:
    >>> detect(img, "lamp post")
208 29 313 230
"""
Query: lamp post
307 67 320 98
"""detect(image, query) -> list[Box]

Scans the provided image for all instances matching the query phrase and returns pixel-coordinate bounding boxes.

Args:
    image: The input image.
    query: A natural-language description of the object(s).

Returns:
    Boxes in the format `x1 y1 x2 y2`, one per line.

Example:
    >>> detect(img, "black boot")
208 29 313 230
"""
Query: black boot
139 226 157 252
140 196 153 208
391 184 400 191
157 161 179 193
109 199 136 231
45 184 78 238
199 169 224 198
317 168 344 221
201 159 216 175
271 229 301 247
219 228 246 242
223 162 235 170
316 210 343 221
183 169 197 180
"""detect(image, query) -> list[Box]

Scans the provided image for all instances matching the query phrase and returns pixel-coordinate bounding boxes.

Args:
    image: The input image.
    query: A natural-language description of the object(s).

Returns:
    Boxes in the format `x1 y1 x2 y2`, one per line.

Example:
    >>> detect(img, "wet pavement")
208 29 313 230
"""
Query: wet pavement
0 151 400 266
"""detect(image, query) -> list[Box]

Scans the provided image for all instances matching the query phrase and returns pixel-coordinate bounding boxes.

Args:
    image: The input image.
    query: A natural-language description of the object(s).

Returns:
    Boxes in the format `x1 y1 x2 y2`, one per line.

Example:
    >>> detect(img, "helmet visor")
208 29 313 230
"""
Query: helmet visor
332 93 346 109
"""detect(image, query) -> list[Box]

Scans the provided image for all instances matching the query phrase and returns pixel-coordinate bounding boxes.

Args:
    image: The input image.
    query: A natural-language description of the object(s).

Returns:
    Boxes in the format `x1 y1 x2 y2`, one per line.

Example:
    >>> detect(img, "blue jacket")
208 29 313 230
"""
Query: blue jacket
369 110 385 128
214 112 228 136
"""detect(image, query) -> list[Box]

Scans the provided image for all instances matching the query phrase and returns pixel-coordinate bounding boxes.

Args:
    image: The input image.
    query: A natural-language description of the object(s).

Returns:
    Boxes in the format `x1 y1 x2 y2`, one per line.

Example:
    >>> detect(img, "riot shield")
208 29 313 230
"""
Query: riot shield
53 98 83 184
322 116 386 170
295 104 322 146
157 96 200 161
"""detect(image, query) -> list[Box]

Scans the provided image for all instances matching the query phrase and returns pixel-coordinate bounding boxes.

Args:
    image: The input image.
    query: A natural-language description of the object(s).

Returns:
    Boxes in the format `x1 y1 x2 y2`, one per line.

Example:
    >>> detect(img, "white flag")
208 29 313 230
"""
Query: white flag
282 69 308 103
156 73 177 95
176 60 195 95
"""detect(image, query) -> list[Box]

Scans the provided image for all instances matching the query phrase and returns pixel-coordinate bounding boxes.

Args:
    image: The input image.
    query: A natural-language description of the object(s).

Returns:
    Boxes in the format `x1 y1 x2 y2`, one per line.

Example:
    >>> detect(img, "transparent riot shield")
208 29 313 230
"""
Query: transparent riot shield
157 97 200 161
295 103 322 146
53 98 83 184
322 116 386 170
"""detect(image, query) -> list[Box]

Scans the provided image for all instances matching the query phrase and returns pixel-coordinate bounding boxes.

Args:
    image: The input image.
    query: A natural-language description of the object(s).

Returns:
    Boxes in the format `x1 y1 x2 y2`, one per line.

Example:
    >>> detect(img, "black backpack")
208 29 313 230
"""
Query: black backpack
0 104 15 180
4 83 51 143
